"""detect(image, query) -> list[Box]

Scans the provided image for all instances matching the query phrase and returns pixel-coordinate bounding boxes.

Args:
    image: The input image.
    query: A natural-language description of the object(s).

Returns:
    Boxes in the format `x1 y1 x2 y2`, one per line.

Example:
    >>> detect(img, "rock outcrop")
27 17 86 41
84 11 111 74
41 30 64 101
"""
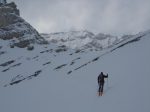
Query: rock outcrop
0 2 20 27
0 2 47 48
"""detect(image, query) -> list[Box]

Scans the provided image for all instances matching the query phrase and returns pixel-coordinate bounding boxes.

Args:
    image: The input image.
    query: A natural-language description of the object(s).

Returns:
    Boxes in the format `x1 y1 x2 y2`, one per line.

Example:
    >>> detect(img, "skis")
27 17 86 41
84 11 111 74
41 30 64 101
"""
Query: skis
98 92 103 96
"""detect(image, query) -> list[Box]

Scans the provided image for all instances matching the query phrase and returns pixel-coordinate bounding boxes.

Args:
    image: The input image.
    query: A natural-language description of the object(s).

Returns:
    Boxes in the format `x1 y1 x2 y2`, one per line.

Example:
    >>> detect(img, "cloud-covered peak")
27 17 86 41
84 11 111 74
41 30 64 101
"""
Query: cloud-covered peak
8 0 150 36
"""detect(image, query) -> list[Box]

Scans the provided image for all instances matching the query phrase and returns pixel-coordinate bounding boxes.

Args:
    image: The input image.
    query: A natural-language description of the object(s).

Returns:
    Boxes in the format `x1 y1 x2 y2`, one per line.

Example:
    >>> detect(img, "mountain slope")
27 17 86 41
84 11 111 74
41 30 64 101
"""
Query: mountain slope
0 2 150 111
0 30 150 112
41 30 119 50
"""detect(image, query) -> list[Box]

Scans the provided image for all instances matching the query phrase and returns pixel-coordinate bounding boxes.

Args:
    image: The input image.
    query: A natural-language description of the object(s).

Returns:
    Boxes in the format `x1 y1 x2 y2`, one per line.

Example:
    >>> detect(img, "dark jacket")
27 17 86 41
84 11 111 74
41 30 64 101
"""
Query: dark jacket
98 73 108 84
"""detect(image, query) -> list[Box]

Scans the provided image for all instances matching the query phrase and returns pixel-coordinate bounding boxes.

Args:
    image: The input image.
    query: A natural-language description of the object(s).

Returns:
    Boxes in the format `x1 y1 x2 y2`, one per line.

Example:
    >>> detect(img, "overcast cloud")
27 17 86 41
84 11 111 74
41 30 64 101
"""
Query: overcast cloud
8 0 150 35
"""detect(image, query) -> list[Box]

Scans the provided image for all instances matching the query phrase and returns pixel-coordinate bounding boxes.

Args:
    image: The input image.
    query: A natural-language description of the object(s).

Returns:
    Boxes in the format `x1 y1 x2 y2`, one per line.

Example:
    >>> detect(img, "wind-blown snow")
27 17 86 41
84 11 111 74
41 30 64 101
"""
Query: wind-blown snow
0 30 150 112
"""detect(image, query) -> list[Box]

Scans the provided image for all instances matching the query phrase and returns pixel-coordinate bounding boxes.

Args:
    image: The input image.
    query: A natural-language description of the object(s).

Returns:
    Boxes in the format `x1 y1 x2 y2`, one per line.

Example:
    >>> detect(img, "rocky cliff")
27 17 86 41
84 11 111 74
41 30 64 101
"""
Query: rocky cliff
0 2 47 48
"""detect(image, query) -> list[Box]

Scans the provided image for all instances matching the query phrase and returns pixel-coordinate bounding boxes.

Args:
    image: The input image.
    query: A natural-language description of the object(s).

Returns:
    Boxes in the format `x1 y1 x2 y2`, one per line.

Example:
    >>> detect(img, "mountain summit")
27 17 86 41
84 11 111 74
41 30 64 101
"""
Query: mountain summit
0 1 47 49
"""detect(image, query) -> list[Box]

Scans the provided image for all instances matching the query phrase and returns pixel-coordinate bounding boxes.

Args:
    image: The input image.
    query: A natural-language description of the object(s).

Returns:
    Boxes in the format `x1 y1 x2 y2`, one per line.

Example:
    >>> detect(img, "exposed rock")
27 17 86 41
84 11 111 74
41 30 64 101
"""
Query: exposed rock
55 48 68 53
0 0 7 6
27 45 34 51
0 2 20 27
0 60 15 67
14 40 30 48
0 2 48 48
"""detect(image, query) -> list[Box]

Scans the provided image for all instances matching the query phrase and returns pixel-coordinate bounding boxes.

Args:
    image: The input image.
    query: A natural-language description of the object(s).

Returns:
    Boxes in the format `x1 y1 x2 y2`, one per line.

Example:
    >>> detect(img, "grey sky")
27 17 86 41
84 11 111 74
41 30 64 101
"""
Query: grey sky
8 0 150 35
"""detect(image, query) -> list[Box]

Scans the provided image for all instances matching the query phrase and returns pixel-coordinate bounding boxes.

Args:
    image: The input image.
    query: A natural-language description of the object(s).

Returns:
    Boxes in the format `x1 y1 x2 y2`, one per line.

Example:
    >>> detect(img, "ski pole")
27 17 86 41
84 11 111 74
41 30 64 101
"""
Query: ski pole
107 74 108 89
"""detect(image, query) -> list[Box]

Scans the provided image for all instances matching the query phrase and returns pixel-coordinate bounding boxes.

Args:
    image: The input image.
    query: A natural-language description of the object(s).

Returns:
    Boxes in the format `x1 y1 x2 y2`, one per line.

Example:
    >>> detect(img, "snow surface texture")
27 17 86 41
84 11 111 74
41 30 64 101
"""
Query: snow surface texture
0 29 150 112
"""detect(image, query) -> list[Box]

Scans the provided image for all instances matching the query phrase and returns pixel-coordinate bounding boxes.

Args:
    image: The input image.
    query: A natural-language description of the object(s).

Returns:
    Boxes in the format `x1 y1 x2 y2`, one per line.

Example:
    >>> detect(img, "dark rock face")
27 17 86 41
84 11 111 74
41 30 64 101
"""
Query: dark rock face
0 2 20 27
0 2 48 48
0 0 7 6
4 2 19 15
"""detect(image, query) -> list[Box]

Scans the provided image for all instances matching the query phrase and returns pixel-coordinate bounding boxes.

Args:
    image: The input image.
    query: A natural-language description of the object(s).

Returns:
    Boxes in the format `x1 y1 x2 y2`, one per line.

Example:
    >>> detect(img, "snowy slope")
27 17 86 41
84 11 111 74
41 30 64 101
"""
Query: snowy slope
0 30 150 112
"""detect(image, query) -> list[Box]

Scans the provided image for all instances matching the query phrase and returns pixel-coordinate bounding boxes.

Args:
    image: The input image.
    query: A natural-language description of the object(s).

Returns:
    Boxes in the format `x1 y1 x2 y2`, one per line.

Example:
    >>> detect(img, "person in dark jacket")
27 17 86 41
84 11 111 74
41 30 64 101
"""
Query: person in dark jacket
98 72 108 96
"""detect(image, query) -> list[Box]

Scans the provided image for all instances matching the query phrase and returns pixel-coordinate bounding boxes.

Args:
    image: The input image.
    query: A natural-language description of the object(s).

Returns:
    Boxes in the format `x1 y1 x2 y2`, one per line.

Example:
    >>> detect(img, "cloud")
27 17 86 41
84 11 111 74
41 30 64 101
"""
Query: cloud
8 0 150 35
